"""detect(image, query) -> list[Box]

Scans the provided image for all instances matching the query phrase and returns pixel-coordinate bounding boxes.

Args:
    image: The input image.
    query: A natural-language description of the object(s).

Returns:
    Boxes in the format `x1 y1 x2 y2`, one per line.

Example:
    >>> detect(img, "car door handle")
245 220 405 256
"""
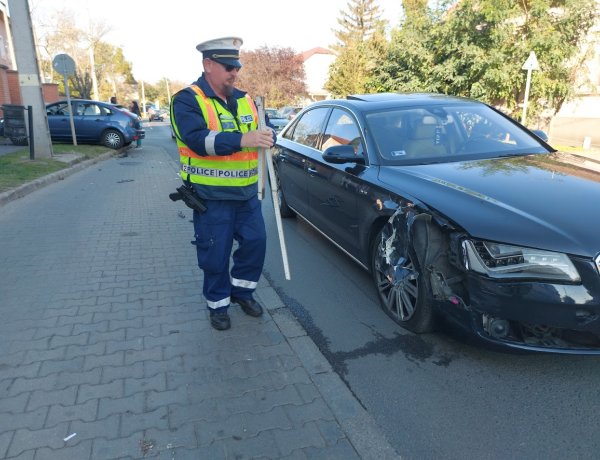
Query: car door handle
307 167 318 174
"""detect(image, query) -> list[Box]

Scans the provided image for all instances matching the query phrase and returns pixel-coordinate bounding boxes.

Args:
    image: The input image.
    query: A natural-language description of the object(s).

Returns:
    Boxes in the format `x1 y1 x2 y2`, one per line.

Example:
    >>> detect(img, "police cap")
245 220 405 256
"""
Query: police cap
196 36 243 68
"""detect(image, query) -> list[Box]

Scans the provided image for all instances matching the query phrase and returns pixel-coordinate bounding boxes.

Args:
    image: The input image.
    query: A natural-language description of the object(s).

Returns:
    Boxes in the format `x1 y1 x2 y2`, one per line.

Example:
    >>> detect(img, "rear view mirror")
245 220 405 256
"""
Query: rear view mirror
322 145 365 164
531 129 549 143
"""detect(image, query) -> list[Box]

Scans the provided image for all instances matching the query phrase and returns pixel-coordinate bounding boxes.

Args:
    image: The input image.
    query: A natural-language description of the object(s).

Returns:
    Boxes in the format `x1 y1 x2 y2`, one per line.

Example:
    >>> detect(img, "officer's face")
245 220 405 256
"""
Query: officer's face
205 58 241 97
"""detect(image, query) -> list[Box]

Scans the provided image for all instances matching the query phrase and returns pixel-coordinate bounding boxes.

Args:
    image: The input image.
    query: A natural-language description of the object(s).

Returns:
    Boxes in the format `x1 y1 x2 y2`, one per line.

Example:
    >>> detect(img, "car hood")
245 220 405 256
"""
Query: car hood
378 152 600 257
269 118 288 125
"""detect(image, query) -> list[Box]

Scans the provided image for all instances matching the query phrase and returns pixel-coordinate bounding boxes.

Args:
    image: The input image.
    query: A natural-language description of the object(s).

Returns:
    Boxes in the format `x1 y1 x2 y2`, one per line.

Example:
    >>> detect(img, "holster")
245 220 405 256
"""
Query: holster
169 185 207 213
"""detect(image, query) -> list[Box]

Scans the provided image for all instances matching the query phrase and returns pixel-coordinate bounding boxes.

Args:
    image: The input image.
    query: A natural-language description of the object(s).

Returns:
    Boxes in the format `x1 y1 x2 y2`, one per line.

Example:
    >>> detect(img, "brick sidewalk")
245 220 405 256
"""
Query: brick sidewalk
0 144 398 459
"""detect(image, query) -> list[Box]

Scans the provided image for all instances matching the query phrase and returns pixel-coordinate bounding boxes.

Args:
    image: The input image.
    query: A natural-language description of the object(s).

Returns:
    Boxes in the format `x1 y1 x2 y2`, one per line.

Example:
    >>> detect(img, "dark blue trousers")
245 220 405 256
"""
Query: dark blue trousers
192 195 266 311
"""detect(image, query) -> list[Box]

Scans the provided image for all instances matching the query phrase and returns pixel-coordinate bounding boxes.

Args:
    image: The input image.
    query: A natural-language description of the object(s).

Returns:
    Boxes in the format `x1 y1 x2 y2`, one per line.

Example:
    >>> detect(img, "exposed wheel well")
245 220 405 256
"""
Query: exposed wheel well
369 210 468 307
367 216 390 272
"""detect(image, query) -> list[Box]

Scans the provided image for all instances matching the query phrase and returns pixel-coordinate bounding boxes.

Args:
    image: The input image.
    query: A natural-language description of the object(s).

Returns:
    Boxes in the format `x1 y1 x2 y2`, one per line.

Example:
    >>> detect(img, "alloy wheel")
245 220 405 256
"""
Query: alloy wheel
373 230 420 323
103 130 124 149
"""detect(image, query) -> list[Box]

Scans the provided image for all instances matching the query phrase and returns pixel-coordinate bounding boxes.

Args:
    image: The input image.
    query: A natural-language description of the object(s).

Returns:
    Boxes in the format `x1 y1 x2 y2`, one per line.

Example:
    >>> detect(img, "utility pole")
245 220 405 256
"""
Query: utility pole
141 80 147 118
7 0 53 158
165 79 171 104
89 45 99 101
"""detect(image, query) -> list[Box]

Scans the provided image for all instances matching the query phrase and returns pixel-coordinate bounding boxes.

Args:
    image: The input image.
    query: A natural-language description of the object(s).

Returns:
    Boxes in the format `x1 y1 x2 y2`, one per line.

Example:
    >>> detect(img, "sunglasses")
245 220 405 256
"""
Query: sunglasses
211 59 239 72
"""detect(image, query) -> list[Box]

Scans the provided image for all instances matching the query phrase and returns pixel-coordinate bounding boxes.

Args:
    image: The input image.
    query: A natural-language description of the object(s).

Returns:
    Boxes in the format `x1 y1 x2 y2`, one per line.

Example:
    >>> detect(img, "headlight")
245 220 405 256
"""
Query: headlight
462 240 580 282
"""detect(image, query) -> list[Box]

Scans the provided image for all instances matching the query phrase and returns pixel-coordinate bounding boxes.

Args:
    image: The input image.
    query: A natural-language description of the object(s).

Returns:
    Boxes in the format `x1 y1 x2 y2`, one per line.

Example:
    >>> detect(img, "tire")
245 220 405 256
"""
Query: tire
102 129 124 149
370 223 435 333
271 165 295 218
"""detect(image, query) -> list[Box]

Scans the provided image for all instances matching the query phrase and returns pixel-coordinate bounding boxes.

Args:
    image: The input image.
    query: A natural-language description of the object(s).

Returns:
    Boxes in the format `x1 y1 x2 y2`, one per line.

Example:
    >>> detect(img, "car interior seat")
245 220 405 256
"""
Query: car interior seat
369 115 408 159
83 106 97 116
404 115 448 157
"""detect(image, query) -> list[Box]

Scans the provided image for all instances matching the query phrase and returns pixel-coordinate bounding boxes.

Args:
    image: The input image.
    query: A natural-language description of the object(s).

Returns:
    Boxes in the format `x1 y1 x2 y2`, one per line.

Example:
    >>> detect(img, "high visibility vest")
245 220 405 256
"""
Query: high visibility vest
172 85 259 188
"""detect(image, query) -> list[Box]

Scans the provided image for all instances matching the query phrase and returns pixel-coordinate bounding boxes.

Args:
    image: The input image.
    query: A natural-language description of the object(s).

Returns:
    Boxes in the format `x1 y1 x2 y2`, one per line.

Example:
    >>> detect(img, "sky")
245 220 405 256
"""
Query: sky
29 0 402 84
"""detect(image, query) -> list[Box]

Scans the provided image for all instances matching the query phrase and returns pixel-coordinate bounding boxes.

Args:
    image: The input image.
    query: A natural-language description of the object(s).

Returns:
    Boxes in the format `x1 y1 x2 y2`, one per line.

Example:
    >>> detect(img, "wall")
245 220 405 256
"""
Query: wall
550 95 600 148
550 1 600 147
0 66 9 106
7 68 20 104
302 48 335 103
41 83 59 103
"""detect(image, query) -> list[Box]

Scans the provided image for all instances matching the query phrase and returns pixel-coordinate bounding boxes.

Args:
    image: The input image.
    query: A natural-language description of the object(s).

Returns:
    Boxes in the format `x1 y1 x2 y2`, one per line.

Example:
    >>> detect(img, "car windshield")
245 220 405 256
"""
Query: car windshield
266 109 281 118
365 103 550 165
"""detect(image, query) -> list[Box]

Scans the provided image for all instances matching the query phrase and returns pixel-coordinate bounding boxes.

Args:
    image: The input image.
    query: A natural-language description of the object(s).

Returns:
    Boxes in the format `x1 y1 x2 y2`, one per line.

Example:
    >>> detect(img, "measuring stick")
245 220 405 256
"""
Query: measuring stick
255 97 267 200
254 96 291 280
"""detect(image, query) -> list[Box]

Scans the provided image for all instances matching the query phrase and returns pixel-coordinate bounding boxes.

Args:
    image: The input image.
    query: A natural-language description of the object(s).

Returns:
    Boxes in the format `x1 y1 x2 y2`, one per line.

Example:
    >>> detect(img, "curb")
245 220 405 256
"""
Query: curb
256 285 401 459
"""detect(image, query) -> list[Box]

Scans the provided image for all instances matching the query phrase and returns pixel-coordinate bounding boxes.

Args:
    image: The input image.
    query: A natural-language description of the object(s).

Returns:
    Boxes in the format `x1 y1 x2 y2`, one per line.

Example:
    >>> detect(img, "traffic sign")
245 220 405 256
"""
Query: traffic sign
52 53 76 76
522 51 540 71
521 51 540 126
52 53 77 145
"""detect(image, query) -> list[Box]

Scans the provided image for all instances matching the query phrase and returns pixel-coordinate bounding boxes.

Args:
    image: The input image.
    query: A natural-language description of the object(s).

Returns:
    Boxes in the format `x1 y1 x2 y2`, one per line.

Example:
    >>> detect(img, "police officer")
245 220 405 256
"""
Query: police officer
170 36 275 331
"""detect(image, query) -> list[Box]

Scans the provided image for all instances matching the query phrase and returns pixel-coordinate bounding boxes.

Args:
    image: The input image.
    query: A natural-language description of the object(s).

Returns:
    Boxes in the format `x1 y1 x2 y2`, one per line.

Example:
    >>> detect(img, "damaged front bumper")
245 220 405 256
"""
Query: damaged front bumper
384 206 600 354
461 257 600 353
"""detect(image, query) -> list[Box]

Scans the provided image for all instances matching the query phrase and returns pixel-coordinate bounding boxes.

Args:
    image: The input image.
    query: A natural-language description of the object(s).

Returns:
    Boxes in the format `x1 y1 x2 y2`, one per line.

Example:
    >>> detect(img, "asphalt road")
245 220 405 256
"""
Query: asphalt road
155 121 600 460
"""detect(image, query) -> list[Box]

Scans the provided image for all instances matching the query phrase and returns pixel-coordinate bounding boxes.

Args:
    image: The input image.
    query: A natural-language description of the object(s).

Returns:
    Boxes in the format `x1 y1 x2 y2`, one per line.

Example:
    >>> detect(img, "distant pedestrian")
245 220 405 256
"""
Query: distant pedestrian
147 105 156 121
110 96 118 104
129 100 141 117
129 101 143 148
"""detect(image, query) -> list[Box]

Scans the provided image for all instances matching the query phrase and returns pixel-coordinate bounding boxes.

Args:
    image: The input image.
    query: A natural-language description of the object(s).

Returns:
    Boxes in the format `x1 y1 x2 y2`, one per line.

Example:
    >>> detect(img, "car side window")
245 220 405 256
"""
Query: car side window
78 103 101 116
285 107 329 148
47 102 70 116
321 108 363 155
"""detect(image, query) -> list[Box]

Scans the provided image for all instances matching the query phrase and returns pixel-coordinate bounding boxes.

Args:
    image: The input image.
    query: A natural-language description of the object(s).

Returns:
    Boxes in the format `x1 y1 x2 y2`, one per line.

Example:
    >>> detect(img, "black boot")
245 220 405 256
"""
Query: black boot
231 296 263 317
209 310 231 330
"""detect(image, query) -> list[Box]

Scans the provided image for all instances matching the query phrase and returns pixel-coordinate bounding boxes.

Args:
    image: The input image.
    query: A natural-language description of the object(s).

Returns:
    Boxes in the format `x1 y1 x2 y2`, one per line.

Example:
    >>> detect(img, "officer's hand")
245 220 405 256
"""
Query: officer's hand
241 129 274 149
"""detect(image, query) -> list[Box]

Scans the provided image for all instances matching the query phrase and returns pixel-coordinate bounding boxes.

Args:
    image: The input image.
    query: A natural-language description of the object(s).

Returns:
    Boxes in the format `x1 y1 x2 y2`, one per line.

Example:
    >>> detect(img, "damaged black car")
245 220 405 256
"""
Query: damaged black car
271 93 600 354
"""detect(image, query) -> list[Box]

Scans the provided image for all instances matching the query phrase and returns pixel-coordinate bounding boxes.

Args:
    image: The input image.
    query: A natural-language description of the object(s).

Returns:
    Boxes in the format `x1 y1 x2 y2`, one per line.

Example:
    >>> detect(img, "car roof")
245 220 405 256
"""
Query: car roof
48 99 112 105
313 92 480 111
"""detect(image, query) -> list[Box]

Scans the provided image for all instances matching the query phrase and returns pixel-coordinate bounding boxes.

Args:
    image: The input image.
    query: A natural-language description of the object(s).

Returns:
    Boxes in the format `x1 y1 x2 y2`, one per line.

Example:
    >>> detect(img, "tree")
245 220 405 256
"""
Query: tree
366 8 438 94
35 10 80 84
236 47 307 108
84 19 113 100
33 8 135 101
96 43 136 101
326 0 388 97
369 0 599 126
142 78 186 109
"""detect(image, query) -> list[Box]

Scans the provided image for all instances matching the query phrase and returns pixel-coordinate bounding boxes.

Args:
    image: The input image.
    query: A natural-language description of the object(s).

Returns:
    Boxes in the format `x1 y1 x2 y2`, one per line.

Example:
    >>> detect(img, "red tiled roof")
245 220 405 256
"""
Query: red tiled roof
301 47 335 62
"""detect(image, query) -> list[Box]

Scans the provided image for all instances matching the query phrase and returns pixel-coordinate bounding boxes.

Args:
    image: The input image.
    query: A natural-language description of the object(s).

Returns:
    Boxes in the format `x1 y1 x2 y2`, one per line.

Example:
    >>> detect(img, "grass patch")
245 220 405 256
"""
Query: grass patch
0 142 112 193
554 144 583 153
51 143 109 157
